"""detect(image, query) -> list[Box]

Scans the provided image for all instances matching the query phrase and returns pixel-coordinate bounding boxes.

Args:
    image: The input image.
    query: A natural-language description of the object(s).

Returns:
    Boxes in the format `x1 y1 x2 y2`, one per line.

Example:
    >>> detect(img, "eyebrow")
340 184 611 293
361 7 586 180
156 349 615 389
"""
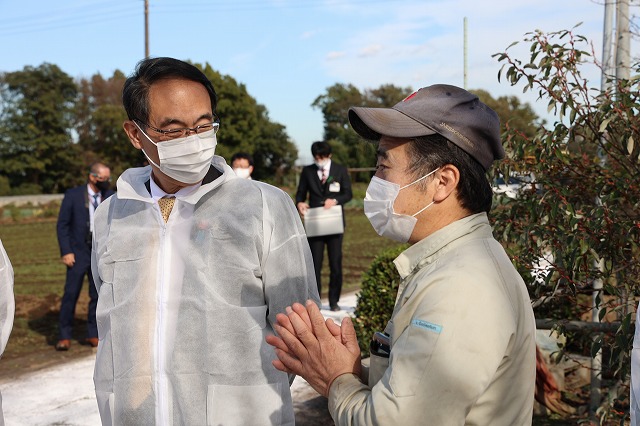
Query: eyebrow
376 148 389 160
156 113 214 128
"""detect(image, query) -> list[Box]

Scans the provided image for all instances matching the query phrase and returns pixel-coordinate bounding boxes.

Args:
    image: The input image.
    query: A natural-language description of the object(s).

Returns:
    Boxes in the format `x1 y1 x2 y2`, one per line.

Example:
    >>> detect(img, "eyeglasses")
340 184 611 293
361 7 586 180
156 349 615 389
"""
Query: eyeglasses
135 116 220 140
90 173 112 182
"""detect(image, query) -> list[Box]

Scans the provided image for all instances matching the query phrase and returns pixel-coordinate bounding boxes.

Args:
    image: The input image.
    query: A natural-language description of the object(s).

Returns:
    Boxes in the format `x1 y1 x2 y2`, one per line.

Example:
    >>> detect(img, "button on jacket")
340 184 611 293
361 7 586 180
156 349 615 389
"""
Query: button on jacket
328 213 536 425
91 156 319 425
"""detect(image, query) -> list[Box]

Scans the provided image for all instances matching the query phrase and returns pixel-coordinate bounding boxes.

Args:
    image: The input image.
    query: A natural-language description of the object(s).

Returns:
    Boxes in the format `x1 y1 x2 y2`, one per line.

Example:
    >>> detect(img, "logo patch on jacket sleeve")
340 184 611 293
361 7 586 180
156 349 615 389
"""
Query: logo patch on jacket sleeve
411 319 442 334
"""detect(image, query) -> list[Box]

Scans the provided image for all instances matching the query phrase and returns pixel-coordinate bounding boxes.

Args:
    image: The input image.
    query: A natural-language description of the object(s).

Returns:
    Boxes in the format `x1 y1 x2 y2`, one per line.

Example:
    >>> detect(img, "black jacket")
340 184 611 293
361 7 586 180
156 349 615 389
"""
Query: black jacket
295 162 352 225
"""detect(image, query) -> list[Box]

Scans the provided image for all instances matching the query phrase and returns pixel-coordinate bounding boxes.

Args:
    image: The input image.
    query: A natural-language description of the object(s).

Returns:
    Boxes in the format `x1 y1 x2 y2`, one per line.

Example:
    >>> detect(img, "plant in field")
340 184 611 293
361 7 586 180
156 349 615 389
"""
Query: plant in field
492 27 640 421
353 244 408 357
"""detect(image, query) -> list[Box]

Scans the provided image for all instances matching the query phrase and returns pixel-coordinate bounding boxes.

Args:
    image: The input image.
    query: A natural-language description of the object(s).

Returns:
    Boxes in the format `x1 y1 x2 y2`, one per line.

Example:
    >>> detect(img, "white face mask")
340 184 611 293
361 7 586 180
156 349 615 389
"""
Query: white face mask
363 168 438 243
135 123 217 184
314 159 329 169
233 167 251 179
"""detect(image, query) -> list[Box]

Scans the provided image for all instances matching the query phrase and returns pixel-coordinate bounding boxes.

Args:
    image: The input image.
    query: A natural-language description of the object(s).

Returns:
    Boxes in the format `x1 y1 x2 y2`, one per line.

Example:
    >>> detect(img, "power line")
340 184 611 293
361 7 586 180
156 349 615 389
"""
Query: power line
0 3 140 36
0 0 404 36
155 0 401 12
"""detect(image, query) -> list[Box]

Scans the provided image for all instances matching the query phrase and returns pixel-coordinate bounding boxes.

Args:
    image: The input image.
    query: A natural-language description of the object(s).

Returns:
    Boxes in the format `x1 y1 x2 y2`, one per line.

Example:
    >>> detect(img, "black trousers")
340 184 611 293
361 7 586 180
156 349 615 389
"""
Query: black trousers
59 251 98 340
308 233 343 307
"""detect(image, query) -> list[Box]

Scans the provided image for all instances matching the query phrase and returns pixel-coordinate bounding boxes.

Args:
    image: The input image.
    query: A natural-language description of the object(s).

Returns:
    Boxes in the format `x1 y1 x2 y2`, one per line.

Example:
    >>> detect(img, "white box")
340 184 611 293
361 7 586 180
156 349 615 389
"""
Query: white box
304 206 344 237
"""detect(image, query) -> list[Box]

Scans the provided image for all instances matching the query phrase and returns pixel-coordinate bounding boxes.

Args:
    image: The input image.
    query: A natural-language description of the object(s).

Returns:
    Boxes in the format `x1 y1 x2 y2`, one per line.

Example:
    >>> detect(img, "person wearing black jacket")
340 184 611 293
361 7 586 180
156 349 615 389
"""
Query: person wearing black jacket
295 142 352 311
55 162 114 351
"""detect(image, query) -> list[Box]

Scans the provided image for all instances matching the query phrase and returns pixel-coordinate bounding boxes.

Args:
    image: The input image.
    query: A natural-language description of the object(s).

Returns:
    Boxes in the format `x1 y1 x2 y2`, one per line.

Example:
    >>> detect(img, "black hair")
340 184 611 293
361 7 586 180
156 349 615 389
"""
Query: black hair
122 57 218 122
406 134 493 214
231 152 254 167
311 141 332 158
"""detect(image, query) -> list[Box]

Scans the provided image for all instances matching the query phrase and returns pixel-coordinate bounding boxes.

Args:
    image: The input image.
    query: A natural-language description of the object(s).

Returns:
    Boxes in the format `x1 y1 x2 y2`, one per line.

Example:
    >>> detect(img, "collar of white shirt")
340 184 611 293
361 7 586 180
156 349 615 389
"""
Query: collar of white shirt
149 176 201 202
87 184 100 201
318 159 332 178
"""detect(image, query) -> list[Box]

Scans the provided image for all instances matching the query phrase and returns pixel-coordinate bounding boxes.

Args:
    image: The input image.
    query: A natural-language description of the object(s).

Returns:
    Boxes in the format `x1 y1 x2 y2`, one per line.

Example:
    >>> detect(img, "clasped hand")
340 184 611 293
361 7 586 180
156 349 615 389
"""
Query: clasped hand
265 300 362 397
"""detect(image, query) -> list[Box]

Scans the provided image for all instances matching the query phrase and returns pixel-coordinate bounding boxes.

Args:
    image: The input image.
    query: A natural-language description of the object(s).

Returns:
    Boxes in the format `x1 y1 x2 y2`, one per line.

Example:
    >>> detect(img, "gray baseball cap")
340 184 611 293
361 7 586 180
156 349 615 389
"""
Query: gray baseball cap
348 84 504 170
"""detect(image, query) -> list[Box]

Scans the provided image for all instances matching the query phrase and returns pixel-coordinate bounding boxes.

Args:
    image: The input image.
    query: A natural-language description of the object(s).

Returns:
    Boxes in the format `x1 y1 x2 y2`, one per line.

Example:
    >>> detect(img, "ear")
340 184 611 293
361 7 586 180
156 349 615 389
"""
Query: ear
432 164 460 202
123 121 144 150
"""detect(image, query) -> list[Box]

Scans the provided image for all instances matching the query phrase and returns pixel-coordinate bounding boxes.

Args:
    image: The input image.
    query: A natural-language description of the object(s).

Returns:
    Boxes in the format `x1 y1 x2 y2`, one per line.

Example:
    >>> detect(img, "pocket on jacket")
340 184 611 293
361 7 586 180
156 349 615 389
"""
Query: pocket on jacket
206 383 284 426
105 233 149 262
389 319 441 397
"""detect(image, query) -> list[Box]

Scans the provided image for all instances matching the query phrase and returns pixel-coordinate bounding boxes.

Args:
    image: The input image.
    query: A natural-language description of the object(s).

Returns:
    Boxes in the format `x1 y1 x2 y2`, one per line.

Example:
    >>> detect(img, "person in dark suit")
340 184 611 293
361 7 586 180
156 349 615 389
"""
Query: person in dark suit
296 141 352 311
55 162 114 351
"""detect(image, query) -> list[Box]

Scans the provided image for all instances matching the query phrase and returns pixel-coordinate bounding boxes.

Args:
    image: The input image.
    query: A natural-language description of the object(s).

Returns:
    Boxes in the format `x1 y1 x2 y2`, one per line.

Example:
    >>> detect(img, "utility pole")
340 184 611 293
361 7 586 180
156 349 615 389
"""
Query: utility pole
616 0 631 81
601 1 615 90
144 0 149 58
590 2 614 420
463 17 468 90
591 0 630 421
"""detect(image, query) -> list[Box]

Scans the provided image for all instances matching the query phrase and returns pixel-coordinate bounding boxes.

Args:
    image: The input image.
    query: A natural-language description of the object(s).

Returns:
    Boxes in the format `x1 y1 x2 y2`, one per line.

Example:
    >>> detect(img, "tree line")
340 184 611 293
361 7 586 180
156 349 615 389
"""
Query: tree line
0 60 541 195
0 61 299 194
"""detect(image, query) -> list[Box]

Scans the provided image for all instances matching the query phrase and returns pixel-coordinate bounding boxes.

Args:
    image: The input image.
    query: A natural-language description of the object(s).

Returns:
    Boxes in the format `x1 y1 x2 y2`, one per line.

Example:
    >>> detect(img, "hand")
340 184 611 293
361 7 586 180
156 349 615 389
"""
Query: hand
61 253 75 267
297 202 310 215
323 198 338 209
266 300 362 397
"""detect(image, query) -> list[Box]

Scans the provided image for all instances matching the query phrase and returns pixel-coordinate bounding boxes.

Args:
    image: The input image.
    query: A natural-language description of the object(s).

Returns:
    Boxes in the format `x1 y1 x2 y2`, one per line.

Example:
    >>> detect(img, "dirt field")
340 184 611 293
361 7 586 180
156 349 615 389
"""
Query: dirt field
0 291 97 381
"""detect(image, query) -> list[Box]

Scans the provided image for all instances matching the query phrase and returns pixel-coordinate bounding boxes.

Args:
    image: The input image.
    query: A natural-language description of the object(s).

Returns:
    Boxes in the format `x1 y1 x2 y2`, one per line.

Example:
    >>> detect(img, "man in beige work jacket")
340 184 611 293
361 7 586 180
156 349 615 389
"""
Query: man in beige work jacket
267 84 536 425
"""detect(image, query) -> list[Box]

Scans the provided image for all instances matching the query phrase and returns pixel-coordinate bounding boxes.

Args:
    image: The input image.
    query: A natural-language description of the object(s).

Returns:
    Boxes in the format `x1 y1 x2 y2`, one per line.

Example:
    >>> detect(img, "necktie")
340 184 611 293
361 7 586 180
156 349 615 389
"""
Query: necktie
158 197 175 223
92 194 99 210
321 168 327 184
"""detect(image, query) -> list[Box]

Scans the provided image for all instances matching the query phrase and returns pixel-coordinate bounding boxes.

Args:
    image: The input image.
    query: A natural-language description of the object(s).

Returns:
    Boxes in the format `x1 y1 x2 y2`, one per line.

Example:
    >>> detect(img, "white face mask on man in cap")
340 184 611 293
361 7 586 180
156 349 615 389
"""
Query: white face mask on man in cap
364 168 438 242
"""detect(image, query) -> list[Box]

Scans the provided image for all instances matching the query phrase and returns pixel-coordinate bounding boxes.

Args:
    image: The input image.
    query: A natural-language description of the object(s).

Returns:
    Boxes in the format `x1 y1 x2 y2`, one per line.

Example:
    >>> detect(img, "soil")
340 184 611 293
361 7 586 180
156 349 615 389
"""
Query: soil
0 292 98 381
0 292 336 424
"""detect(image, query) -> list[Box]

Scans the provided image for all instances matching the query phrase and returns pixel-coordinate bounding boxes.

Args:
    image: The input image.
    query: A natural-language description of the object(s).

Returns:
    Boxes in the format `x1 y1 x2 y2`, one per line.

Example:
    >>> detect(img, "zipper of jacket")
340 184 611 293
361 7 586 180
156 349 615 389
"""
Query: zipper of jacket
155 218 169 424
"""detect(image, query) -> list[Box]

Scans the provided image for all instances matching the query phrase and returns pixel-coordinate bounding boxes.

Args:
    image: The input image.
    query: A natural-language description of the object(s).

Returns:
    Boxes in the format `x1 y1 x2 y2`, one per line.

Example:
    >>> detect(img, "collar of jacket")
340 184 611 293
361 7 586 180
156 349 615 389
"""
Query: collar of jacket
393 212 494 279
115 155 235 205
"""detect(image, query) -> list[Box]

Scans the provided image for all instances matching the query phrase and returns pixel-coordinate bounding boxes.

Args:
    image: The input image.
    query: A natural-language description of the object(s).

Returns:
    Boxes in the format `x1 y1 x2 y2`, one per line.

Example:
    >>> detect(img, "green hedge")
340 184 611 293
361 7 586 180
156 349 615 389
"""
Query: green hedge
353 244 408 356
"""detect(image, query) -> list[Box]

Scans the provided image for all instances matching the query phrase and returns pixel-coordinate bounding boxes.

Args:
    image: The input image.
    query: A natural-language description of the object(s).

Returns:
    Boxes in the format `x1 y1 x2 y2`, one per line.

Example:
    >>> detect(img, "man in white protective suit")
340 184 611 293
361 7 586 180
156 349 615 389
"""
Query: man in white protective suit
91 57 319 425
0 238 15 426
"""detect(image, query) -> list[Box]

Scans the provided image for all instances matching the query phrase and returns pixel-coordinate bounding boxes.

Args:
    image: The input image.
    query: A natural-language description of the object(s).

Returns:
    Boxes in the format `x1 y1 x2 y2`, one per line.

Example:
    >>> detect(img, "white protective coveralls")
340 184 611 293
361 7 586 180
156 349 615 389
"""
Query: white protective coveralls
0 239 15 426
91 157 319 425
631 301 640 425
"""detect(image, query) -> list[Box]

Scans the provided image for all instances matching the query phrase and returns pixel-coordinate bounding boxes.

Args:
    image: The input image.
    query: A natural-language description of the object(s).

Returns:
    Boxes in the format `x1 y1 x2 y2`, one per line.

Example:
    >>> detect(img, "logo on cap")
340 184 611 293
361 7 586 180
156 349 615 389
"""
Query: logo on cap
402 90 419 102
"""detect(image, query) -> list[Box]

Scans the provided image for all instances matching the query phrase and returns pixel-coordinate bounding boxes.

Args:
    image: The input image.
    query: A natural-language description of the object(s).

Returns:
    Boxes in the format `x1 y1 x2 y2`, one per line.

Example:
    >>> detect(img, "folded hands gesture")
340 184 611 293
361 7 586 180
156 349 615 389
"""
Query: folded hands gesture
265 300 362 397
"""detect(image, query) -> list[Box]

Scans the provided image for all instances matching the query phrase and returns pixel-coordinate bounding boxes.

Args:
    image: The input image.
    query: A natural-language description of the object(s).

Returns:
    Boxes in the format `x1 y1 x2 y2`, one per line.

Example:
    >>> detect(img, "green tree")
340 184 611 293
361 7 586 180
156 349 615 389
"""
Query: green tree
196 62 298 183
493 28 640 422
75 71 141 179
312 83 413 174
0 63 80 193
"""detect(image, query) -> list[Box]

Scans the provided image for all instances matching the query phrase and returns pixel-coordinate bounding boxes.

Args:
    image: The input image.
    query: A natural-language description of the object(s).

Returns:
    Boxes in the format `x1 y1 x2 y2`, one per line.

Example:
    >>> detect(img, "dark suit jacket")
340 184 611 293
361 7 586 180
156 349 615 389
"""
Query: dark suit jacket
57 185 115 259
295 162 353 226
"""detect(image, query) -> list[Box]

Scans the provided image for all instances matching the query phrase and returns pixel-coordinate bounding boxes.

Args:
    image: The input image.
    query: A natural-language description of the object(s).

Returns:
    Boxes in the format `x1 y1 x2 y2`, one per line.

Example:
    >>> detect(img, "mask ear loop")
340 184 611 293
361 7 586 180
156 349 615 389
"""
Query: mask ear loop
133 122 163 169
401 168 440 217
400 167 440 190
411 201 434 218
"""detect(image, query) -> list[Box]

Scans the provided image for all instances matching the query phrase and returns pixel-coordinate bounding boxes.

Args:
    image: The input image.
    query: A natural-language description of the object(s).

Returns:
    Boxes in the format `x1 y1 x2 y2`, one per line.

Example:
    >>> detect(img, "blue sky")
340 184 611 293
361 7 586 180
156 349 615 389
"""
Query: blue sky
1 0 636 164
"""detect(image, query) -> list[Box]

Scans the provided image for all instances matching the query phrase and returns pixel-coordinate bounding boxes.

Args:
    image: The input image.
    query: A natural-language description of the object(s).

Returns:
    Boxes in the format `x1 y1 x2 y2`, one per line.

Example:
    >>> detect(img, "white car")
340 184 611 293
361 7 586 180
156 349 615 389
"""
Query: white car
493 172 536 199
